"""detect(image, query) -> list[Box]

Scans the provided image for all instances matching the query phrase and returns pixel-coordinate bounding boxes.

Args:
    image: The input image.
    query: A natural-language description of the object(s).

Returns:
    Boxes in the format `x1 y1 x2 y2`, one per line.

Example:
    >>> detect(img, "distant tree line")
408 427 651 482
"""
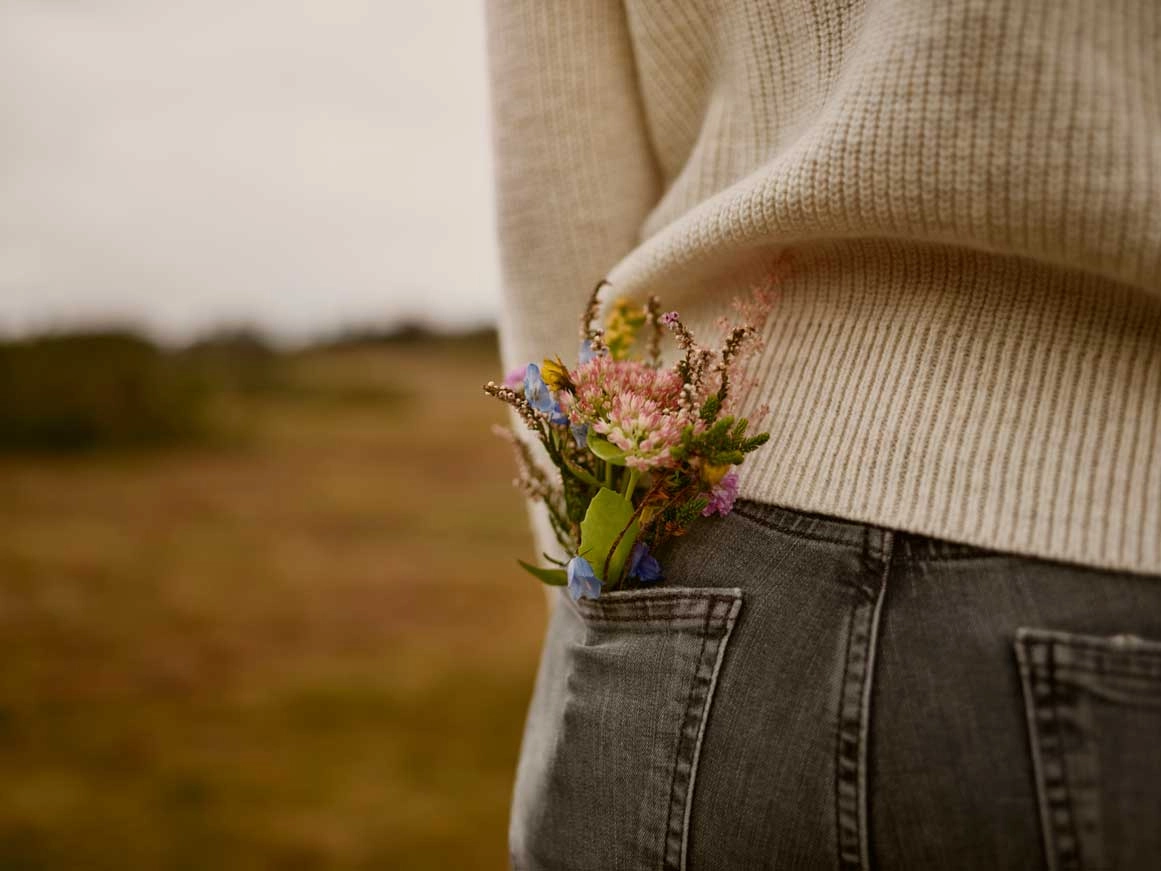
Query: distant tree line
0 324 494 451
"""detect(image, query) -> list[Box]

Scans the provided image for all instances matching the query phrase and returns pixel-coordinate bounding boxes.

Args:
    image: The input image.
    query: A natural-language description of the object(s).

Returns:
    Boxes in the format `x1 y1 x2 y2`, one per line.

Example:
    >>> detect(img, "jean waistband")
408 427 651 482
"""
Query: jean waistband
732 499 1002 564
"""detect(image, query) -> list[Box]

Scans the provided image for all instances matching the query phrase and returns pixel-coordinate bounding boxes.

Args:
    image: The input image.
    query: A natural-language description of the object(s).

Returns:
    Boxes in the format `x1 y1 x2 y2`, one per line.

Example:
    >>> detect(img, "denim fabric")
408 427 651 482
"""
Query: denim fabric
509 501 1161 870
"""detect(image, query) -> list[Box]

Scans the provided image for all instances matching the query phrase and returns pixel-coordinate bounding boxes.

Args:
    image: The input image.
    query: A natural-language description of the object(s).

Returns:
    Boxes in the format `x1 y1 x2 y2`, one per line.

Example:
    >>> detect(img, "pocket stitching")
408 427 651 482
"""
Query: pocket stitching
521 586 743 871
568 587 743 626
667 592 743 871
1019 628 1161 687
572 585 744 871
1016 633 1084 871
1014 628 1161 871
663 604 714 871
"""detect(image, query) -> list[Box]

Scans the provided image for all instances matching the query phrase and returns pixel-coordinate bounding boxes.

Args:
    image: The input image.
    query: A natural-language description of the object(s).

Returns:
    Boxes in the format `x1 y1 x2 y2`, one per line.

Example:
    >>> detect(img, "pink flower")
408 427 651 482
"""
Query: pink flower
702 470 739 516
503 366 526 390
593 393 687 471
561 357 683 426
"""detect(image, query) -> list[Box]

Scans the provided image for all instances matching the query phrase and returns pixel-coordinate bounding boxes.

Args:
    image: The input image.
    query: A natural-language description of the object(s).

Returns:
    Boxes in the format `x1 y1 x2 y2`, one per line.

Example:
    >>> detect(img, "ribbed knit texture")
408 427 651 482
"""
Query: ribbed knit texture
485 0 1161 575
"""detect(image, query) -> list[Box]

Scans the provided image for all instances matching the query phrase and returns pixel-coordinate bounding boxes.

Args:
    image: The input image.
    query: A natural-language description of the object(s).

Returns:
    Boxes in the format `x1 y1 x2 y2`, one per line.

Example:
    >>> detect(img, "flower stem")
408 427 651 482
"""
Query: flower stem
604 460 613 489
621 469 640 502
560 455 602 489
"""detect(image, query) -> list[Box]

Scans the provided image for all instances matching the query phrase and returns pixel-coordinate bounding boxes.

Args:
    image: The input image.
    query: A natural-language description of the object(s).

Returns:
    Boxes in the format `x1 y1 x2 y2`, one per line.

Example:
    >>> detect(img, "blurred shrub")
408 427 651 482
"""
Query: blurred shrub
0 331 209 451
323 321 498 352
0 326 486 452
182 328 280 395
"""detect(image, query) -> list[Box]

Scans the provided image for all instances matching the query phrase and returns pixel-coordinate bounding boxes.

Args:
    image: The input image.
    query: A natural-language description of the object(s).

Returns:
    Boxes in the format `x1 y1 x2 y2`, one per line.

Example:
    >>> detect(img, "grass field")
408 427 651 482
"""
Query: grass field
0 334 544 869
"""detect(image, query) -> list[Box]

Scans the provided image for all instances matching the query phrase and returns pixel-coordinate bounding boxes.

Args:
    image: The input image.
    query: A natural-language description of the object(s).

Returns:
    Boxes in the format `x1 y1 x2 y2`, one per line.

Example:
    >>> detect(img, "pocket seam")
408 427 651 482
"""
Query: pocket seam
524 586 744 871
567 586 745 871
1014 627 1161 871
567 586 743 627
665 606 714 871
1016 629 1086 871
668 591 743 871
1018 628 1161 690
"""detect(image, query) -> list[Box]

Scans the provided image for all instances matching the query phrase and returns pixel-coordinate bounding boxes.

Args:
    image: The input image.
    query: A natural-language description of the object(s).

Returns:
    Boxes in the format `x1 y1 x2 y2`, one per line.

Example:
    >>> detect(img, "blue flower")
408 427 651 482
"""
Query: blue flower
567 555 602 600
578 339 599 365
524 363 568 426
523 363 552 411
627 542 663 583
570 422 589 448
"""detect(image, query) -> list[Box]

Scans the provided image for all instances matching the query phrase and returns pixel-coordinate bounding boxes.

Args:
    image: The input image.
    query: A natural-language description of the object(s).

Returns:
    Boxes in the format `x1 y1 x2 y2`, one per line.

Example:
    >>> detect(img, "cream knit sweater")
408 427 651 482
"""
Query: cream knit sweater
484 0 1161 575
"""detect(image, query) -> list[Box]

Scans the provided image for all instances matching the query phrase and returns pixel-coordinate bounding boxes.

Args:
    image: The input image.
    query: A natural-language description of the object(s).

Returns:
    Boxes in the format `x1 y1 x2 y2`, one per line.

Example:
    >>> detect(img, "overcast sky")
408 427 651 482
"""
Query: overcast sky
0 1 500 344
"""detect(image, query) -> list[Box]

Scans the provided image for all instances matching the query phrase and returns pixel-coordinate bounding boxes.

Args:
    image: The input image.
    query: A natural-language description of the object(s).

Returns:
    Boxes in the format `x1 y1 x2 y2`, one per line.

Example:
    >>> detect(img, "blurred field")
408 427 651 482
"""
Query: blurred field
0 331 543 869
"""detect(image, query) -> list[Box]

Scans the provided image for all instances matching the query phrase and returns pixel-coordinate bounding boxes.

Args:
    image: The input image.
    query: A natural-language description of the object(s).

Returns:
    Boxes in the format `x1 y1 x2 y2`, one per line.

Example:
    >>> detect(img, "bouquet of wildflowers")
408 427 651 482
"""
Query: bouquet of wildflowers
485 280 774 601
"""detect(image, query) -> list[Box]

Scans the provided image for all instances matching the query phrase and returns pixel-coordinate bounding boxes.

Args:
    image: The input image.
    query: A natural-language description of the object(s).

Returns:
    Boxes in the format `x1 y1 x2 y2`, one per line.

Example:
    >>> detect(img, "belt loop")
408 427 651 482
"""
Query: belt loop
860 526 894 596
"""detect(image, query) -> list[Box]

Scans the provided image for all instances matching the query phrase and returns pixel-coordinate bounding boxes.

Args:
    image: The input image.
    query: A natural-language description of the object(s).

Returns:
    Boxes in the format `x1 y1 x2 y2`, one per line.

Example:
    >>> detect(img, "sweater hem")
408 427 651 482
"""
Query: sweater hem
635 238 1161 576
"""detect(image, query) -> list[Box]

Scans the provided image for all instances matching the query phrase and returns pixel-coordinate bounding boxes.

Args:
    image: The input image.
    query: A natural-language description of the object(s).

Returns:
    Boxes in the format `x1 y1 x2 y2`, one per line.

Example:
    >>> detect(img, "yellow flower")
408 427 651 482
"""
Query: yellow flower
701 463 731 486
603 298 647 360
540 356 573 393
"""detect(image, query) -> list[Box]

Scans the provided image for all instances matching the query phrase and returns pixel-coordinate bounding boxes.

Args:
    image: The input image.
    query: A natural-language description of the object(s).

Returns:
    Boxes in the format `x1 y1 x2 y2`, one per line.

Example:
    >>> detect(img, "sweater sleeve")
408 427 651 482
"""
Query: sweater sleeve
484 0 660 372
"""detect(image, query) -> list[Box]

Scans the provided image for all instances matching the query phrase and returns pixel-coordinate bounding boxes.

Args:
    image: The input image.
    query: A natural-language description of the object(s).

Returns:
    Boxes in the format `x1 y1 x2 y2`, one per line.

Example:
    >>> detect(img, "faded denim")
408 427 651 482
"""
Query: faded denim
509 500 1161 870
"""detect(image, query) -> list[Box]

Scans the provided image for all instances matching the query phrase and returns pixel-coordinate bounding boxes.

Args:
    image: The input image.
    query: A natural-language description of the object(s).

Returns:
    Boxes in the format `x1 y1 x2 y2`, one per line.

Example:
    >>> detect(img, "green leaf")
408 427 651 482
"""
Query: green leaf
517 559 567 586
579 487 639 583
699 393 721 423
743 432 770 452
708 417 732 440
586 430 628 466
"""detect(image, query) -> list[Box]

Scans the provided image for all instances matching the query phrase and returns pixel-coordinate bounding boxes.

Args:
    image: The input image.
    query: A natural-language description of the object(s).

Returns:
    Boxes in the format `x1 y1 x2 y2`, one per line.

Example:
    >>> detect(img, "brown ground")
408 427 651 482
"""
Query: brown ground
0 338 543 869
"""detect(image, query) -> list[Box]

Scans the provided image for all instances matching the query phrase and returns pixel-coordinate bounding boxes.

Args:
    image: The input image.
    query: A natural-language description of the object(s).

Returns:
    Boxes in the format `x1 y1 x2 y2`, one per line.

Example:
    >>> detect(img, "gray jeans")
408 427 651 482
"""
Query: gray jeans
509 501 1161 870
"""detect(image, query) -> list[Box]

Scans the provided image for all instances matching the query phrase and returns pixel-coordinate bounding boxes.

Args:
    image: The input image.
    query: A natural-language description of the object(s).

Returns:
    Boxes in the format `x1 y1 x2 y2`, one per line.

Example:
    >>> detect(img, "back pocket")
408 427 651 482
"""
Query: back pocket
1015 628 1161 871
510 587 742 871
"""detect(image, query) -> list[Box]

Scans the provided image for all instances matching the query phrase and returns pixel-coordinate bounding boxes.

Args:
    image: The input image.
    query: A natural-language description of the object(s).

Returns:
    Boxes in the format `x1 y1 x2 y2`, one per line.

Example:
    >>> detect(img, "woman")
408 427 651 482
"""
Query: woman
485 1 1161 868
